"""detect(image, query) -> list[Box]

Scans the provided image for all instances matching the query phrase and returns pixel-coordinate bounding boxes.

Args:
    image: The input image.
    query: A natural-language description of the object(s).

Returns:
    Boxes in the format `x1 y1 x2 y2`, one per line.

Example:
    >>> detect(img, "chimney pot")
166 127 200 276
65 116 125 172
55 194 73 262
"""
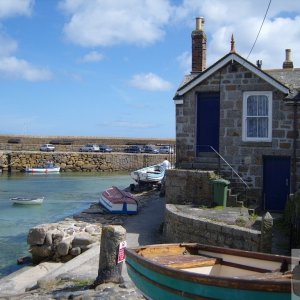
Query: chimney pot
195 17 204 31
256 60 262 69
283 49 294 69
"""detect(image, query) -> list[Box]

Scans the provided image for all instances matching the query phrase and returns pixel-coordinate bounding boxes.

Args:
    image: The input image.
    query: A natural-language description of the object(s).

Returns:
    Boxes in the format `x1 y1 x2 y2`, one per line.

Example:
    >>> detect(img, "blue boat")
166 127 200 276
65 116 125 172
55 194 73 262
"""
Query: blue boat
125 243 294 300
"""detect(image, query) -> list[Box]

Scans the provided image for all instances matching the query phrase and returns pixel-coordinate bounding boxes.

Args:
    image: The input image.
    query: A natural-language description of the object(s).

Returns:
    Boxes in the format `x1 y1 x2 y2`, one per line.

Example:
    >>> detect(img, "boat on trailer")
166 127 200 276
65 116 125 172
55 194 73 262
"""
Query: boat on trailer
100 186 138 214
11 197 44 205
130 164 165 184
125 243 296 300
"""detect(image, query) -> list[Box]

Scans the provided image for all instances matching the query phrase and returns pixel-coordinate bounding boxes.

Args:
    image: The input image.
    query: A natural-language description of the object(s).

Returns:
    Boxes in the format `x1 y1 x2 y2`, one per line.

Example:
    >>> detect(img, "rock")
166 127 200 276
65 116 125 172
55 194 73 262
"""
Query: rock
70 247 81 256
27 226 48 245
72 232 99 248
52 230 65 245
30 245 54 264
57 239 71 256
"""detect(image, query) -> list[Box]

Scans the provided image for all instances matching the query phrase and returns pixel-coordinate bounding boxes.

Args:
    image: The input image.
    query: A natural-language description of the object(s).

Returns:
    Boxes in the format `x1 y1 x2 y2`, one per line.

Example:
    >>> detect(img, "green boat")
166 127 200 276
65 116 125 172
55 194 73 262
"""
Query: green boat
125 243 294 300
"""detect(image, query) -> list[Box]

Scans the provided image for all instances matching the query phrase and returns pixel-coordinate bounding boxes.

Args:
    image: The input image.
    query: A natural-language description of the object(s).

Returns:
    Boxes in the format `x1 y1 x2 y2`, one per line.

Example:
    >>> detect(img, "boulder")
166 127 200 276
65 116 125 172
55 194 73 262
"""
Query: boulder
27 226 47 245
72 232 98 248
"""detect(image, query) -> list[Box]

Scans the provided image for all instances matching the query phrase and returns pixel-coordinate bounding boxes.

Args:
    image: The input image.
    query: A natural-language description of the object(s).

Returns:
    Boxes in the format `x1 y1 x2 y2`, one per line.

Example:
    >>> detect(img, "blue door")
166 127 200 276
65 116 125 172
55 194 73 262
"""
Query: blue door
196 93 220 152
263 156 290 211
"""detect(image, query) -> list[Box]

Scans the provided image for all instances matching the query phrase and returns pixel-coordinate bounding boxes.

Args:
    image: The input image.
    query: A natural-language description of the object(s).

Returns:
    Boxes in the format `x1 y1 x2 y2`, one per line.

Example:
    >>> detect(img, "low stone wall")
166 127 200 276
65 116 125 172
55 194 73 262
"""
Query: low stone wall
27 219 102 264
163 204 262 251
0 151 167 172
165 169 217 205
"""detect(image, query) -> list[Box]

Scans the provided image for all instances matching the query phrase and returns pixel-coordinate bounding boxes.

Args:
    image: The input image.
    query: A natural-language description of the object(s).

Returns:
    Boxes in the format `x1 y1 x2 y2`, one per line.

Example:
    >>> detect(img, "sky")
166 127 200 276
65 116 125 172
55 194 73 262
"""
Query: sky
0 0 299 139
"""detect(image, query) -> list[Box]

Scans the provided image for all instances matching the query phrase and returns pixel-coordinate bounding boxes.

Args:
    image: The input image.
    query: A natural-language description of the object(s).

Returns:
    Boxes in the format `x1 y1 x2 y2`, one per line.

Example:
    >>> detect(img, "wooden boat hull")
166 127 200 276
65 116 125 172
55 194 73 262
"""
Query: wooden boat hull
100 186 138 215
25 167 60 173
125 243 293 300
11 197 44 205
131 164 165 183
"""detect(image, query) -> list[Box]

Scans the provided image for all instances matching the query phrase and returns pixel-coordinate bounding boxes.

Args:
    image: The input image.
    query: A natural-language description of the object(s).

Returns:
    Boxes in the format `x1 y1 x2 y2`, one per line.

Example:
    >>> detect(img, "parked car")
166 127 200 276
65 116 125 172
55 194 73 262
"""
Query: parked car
40 144 55 152
79 144 100 152
98 144 112 153
124 145 143 153
142 145 159 154
159 145 174 154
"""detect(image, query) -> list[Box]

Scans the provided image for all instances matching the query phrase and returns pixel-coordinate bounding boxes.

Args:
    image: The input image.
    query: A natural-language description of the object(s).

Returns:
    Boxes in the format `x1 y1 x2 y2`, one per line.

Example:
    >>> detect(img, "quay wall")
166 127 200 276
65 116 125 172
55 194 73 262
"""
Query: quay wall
0 151 167 172
0 134 175 152
163 204 262 252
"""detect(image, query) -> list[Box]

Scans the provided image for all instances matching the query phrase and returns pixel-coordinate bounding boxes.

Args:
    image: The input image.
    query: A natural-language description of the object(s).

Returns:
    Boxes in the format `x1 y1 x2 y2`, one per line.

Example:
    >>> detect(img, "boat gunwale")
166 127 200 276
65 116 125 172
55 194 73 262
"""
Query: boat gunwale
125 243 292 293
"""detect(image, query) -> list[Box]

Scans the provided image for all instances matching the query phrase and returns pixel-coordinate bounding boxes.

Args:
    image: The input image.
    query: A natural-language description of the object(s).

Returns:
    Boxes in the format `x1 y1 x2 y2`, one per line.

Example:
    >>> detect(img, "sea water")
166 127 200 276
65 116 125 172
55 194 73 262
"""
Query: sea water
0 172 134 278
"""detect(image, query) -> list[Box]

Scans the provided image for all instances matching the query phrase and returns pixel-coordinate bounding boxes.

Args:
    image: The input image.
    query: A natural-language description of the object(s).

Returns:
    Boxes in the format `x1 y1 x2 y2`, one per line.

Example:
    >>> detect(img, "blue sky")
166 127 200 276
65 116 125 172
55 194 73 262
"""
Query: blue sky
0 0 299 139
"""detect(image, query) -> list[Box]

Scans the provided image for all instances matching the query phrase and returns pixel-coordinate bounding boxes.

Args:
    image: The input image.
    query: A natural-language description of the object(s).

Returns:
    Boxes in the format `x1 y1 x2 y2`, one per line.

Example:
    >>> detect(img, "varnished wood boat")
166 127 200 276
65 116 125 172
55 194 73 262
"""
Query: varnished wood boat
125 243 295 300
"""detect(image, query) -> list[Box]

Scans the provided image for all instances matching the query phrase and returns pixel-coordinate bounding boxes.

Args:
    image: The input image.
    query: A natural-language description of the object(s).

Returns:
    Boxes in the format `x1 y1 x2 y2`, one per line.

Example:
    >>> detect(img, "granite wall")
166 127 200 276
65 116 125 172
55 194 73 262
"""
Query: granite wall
0 151 166 172
163 204 262 251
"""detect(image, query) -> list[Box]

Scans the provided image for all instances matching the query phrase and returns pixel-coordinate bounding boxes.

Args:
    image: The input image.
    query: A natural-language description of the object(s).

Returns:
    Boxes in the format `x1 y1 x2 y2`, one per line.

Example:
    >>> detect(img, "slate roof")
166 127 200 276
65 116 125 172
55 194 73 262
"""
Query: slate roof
174 52 300 101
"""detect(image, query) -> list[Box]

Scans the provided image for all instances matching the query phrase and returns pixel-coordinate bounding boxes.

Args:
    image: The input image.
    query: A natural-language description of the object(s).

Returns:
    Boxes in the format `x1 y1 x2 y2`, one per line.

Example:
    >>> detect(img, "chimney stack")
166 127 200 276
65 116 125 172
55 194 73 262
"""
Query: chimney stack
283 49 294 69
191 17 206 73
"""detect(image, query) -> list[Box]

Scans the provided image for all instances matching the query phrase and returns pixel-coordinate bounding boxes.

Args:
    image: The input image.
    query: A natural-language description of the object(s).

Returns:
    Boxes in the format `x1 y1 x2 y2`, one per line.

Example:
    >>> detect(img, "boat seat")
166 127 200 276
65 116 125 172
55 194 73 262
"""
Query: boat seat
149 254 221 269
233 271 292 280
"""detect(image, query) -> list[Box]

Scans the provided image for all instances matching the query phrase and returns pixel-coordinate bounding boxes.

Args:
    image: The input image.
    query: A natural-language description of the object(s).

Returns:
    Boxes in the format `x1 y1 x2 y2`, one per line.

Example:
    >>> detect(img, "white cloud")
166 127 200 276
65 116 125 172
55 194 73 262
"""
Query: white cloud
0 32 18 57
0 57 52 81
173 0 300 69
0 0 53 81
59 0 173 47
129 73 172 91
0 0 34 19
177 51 191 74
80 51 105 63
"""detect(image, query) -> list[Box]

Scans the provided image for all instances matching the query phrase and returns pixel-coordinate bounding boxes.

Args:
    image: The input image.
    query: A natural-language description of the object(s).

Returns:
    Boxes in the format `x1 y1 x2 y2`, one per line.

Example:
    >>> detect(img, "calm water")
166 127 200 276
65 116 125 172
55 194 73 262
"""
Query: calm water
0 172 134 278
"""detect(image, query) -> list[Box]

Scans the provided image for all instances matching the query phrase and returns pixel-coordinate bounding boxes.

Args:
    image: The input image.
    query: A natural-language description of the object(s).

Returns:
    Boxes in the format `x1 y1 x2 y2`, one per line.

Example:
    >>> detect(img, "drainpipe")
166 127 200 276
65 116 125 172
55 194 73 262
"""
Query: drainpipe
292 101 298 193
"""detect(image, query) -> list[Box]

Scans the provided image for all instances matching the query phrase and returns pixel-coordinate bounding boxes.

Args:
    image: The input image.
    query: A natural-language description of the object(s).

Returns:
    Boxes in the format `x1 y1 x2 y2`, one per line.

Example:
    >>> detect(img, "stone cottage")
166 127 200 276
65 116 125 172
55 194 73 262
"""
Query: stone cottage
173 17 300 211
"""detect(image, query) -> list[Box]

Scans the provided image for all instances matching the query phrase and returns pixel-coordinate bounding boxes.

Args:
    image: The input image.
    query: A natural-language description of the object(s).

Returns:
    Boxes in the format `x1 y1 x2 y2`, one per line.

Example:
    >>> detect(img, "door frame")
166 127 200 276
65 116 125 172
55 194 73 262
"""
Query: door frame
196 92 220 154
262 155 291 211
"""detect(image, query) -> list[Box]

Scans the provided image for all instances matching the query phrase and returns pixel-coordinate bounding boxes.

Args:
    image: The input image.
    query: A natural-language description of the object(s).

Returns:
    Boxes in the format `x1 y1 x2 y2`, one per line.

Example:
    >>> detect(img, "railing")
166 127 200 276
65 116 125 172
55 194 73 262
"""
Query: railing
196 144 250 191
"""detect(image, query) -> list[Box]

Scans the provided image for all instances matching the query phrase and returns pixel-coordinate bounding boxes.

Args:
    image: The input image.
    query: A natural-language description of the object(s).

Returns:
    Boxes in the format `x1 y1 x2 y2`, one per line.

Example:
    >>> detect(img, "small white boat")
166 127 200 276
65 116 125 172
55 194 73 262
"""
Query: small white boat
100 186 138 214
130 164 165 183
11 197 44 205
25 163 60 173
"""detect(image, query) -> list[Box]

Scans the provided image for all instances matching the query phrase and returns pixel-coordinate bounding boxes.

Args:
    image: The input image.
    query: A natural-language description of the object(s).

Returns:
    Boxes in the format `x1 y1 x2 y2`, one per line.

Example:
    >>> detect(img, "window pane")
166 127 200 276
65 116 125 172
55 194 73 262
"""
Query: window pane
247 117 257 137
247 96 257 116
257 96 268 116
258 117 268 137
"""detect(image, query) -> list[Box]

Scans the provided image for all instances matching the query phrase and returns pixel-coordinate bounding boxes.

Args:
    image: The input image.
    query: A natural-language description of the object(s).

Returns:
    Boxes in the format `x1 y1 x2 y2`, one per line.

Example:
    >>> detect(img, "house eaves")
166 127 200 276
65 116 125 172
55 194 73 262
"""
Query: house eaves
176 52 290 97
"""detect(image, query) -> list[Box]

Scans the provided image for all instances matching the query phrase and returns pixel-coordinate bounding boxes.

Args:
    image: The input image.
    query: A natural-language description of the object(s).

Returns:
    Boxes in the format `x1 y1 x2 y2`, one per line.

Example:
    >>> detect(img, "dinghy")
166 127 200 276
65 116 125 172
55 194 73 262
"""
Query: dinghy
126 243 295 300
25 162 60 173
11 197 44 205
100 186 138 214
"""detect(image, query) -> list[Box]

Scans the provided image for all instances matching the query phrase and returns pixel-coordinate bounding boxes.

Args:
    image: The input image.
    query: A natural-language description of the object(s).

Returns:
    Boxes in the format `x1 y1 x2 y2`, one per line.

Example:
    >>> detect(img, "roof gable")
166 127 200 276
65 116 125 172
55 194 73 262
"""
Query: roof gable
176 52 290 97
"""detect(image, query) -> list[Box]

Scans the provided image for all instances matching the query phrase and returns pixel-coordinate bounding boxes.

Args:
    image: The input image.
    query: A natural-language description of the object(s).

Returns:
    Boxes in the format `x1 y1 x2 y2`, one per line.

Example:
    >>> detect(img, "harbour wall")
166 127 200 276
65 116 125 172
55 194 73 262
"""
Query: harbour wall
163 204 262 252
0 151 169 172
0 134 175 152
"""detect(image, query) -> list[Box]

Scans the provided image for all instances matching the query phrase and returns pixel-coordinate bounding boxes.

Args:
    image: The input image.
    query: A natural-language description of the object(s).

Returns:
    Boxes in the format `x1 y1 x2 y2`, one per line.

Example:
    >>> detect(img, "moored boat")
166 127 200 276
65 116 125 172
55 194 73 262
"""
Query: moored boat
100 186 138 214
11 197 44 205
130 164 165 183
125 243 295 300
25 162 60 173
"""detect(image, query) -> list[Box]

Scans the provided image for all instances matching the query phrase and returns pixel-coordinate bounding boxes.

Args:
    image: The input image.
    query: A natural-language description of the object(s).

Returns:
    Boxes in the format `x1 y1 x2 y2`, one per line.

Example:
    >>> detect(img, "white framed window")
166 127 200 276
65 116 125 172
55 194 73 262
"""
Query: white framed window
242 91 272 142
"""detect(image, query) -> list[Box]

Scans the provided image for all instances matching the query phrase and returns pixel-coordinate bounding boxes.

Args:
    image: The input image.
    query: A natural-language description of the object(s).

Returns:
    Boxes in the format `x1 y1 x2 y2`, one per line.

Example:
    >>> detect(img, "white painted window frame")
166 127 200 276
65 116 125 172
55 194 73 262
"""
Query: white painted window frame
242 91 272 142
